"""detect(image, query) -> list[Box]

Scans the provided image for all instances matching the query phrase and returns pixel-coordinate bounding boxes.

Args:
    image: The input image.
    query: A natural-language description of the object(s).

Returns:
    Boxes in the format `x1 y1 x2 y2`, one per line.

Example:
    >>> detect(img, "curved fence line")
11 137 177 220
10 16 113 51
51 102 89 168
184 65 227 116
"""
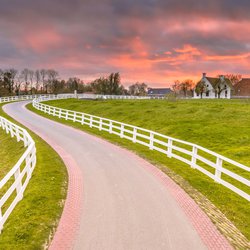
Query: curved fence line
0 116 36 232
33 96 250 201
0 94 72 103
77 93 152 99
0 93 158 104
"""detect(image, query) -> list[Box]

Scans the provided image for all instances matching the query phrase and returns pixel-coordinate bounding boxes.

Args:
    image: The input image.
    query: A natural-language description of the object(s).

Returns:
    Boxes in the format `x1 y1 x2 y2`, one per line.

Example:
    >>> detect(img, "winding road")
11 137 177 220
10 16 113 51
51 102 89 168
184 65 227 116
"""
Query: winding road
3 101 231 250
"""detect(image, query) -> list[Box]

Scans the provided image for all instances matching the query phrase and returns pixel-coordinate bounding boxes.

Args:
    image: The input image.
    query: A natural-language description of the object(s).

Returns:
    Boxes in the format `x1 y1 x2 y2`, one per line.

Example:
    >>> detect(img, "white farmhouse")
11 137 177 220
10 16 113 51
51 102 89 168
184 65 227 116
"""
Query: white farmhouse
194 73 233 99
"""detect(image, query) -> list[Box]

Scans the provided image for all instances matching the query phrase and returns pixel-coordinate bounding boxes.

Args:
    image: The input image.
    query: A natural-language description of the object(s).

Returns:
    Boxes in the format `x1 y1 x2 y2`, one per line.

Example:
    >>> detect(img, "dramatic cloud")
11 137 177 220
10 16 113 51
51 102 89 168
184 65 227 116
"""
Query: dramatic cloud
0 0 249 86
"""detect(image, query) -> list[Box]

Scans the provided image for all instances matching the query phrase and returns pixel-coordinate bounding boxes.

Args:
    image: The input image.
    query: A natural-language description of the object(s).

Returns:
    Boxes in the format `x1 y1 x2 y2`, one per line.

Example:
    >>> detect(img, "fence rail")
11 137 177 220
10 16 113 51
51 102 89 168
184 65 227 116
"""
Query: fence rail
0 116 36 232
0 94 75 103
33 96 250 201
77 93 152 100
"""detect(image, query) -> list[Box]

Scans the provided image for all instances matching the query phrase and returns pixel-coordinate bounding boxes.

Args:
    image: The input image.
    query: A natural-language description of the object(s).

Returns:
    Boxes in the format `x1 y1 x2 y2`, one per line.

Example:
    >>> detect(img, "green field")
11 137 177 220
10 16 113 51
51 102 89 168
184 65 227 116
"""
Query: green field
0 128 24 180
28 98 250 242
0 104 68 250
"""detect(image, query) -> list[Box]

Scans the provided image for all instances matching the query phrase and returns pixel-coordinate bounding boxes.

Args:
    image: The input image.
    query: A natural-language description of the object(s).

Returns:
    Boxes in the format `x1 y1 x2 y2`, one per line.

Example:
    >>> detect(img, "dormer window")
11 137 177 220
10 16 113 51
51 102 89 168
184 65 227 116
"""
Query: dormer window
224 85 227 88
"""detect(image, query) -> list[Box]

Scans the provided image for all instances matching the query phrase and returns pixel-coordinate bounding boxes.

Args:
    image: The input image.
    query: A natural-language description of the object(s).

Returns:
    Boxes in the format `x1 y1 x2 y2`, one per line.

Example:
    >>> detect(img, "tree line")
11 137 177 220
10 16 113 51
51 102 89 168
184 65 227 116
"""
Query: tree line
0 68 241 97
0 69 148 96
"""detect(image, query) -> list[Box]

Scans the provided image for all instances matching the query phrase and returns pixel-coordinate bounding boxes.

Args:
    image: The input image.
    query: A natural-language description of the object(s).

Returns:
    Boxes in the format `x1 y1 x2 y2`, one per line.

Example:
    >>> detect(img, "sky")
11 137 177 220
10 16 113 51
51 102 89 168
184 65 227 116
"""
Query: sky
0 0 249 87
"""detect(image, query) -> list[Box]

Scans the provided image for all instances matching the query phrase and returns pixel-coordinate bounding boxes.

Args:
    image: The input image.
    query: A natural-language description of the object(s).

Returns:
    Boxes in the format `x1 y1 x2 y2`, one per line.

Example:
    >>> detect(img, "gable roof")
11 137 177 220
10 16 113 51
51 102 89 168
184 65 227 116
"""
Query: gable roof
196 76 233 89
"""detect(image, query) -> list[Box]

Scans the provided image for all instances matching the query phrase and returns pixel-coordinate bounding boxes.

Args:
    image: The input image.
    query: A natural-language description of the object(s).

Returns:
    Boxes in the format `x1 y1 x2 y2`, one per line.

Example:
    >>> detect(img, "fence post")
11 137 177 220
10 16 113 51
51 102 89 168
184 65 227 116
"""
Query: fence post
133 128 137 143
65 111 68 120
14 168 23 200
23 135 28 147
73 112 76 122
109 121 112 134
149 132 154 150
4 120 8 133
16 129 20 142
10 125 14 138
53 107 56 116
215 157 222 183
81 114 85 125
90 116 93 128
59 109 62 118
99 119 102 131
120 124 124 138
167 138 172 158
191 146 197 169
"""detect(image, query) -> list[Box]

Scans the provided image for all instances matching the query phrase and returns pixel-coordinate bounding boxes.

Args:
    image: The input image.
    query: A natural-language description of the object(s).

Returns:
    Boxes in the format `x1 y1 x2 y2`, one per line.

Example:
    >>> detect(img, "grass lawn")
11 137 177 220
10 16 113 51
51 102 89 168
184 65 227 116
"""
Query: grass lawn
0 103 68 250
28 98 250 241
0 128 24 180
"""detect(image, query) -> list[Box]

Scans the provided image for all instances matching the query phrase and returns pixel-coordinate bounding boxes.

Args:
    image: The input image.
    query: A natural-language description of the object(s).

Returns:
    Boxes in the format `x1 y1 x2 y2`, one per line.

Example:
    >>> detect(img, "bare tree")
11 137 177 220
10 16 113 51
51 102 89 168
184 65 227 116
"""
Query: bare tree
47 69 59 93
14 71 24 95
179 79 194 97
171 80 180 97
21 68 29 94
40 69 47 93
224 74 242 86
128 82 147 96
28 70 34 94
35 70 41 93
9 68 18 93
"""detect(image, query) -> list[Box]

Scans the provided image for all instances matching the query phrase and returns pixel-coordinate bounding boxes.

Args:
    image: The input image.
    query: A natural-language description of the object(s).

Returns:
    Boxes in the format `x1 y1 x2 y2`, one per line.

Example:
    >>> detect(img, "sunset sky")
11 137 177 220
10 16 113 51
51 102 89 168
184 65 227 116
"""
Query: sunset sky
0 0 249 87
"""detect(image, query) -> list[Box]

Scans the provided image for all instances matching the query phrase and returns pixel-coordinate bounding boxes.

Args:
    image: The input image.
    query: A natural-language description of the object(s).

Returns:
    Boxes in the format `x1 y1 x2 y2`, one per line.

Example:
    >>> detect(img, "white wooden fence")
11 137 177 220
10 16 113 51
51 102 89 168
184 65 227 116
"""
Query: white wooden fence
77 93 151 100
0 116 36 232
33 96 250 201
0 94 72 103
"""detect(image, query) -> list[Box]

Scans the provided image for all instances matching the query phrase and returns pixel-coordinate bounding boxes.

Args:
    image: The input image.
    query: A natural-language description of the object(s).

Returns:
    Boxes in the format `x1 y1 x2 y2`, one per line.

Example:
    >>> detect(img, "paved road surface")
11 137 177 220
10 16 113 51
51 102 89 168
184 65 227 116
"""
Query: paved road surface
4 101 225 250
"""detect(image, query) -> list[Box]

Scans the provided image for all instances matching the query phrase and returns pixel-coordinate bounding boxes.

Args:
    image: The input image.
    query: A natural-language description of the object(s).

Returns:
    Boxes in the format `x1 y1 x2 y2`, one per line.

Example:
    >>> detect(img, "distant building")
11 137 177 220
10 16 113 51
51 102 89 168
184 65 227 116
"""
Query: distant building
194 73 233 99
147 88 172 97
234 78 250 97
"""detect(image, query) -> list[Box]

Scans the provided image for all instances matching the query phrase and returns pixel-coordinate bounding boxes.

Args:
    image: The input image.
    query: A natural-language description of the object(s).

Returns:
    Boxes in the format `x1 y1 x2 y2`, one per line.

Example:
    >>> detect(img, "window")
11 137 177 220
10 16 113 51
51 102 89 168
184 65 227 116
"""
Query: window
206 91 209 97
225 90 227 97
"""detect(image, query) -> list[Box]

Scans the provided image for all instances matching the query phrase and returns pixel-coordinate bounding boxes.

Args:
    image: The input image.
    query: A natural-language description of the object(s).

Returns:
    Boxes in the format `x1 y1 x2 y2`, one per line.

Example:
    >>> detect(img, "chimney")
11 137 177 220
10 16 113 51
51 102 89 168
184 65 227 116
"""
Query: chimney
219 75 225 81
202 73 206 78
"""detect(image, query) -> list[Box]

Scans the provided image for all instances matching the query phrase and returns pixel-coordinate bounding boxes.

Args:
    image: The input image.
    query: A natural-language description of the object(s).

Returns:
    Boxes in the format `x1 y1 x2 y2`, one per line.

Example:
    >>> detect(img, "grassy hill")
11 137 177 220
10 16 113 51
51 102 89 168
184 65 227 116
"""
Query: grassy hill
44 98 250 166
0 128 24 180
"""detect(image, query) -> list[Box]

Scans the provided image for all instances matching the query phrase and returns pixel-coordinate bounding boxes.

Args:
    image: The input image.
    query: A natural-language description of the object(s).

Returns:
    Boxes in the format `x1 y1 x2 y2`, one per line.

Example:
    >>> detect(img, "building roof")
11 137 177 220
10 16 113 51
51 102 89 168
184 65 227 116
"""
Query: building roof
234 78 250 96
147 88 172 95
196 76 233 89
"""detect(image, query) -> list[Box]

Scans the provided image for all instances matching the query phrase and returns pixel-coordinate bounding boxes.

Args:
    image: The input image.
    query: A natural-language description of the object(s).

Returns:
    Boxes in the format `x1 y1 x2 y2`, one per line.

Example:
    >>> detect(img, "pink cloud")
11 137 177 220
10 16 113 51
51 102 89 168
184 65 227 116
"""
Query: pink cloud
16 27 65 53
